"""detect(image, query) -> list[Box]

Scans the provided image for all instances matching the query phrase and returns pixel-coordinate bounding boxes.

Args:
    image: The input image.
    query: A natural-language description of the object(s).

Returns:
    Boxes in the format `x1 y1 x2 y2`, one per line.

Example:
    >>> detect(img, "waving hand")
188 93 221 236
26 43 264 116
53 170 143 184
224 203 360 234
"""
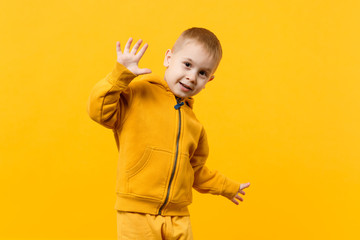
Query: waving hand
116 38 152 76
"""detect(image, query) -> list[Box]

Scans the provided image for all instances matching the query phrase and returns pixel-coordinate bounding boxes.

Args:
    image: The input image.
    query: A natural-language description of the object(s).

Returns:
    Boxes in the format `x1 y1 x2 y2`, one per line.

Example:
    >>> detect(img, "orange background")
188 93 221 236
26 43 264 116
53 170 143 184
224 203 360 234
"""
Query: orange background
1 0 359 239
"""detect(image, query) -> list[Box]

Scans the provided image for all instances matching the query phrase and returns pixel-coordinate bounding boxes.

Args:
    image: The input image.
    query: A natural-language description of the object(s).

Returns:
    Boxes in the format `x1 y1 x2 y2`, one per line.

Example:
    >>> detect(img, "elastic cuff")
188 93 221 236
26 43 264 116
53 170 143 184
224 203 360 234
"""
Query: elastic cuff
108 62 137 88
221 177 241 200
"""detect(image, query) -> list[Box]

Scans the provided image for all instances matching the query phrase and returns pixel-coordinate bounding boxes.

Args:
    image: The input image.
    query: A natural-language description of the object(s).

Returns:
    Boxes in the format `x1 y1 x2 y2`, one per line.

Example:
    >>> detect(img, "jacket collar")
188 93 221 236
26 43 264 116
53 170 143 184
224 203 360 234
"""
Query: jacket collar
141 73 195 109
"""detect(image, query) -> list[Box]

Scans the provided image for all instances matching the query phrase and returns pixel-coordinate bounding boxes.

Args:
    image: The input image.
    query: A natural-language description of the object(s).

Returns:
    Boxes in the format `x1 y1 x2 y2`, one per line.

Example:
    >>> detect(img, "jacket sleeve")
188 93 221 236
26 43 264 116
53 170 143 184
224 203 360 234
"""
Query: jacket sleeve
87 62 137 129
191 129 241 200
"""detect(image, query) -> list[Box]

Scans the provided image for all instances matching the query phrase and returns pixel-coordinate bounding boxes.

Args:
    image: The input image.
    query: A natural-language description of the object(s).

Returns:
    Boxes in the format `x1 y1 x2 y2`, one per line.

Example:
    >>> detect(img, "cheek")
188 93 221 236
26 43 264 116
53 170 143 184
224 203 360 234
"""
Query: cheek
198 81 207 88
173 67 183 75
171 63 183 72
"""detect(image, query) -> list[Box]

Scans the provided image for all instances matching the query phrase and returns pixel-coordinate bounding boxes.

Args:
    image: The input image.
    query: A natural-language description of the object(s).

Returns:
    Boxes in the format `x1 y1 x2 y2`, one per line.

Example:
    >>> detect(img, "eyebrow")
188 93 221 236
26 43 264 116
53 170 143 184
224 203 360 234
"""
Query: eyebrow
183 58 212 73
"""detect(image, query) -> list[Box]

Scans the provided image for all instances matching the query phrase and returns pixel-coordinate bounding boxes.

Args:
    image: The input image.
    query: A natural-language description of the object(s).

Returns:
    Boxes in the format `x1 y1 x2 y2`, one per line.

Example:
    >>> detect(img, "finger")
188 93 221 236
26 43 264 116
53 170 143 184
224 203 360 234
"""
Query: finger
136 43 149 60
131 39 143 54
239 190 246 195
124 37 133 53
240 182 251 190
116 41 122 55
235 195 244 202
231 198 239 205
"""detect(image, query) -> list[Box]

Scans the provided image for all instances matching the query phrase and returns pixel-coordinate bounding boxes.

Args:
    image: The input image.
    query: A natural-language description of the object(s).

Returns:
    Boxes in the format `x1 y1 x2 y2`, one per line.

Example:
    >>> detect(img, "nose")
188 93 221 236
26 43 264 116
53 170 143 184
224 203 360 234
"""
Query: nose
186 71 196 83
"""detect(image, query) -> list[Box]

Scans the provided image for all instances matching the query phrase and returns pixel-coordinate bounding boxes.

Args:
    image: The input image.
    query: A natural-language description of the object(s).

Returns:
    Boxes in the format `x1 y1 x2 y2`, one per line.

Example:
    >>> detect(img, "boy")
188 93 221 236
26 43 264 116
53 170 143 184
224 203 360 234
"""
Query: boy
87 27 250 239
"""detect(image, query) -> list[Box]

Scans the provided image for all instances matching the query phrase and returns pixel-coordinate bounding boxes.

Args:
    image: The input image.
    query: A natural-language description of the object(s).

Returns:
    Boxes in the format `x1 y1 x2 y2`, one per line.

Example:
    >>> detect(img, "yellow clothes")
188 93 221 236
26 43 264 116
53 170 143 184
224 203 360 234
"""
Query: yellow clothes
117 211 193 240
88 62 240 216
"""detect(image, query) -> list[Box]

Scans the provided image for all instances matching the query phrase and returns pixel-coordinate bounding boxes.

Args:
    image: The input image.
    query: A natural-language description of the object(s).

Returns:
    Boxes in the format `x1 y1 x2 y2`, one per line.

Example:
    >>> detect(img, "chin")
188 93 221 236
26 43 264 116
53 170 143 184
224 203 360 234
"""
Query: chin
175 93 186 98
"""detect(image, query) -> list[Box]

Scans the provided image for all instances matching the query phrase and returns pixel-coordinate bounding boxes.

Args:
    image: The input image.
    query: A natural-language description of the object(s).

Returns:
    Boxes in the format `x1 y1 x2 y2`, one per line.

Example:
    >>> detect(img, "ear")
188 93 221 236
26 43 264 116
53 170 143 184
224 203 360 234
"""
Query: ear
163 49 172 67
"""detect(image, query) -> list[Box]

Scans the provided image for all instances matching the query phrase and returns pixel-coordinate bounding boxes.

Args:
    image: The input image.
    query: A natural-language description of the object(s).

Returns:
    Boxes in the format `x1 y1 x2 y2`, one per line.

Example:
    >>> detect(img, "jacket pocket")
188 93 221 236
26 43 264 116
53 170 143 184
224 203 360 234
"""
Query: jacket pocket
170 153 194 204
126 147 173 201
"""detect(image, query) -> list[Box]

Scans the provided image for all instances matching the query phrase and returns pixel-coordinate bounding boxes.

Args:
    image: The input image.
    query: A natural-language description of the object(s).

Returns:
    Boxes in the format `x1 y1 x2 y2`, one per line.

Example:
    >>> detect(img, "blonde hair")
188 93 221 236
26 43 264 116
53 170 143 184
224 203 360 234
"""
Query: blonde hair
172 27 223 71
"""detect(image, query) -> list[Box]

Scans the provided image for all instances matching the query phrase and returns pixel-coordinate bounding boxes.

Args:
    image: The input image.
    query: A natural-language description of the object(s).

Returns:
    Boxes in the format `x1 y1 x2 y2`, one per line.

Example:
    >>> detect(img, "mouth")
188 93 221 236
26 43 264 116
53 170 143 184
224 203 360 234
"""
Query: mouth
179 82 193 90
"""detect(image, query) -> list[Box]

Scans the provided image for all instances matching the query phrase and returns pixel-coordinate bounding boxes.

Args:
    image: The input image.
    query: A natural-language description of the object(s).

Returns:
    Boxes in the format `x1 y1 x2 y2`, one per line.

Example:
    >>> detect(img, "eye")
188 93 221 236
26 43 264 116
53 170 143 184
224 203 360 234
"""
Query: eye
184 62 191 67
199 71 207 77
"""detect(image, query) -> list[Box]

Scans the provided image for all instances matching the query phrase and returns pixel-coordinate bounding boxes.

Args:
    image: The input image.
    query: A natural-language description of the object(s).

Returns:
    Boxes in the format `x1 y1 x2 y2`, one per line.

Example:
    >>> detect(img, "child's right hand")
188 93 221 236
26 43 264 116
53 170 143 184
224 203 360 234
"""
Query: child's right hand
116 38 152 76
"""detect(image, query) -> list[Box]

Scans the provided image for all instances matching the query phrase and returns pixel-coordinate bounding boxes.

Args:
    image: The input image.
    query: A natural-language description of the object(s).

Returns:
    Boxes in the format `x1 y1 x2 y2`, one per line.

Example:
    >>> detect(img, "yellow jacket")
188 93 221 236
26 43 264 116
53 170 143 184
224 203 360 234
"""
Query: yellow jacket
87 62 240 216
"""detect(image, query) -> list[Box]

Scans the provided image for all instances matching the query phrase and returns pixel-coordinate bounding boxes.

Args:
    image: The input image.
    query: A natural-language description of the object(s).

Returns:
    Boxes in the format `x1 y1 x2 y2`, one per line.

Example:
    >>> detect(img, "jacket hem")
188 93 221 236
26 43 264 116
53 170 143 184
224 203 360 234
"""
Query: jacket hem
115 194 190 216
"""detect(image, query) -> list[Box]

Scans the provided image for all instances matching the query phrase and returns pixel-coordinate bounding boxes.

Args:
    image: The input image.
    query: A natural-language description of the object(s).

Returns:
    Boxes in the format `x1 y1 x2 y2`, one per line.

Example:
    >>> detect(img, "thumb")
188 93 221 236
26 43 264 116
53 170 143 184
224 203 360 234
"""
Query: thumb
137 68 152 75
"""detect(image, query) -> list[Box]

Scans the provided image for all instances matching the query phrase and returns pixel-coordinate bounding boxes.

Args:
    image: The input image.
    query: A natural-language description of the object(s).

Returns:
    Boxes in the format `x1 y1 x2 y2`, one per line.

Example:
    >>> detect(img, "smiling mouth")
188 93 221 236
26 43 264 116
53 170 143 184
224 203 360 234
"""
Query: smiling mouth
179 82 192 90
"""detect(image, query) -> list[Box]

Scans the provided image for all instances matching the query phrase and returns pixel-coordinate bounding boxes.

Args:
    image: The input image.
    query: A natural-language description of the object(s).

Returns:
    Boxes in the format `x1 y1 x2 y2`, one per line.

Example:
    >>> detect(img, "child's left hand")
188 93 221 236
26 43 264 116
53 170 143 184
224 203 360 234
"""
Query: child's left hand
231 182 251 205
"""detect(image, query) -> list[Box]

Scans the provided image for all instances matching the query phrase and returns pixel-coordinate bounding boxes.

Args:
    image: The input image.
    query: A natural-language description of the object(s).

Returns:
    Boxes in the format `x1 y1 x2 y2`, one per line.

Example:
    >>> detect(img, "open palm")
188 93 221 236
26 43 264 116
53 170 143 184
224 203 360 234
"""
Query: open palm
116 38 152 76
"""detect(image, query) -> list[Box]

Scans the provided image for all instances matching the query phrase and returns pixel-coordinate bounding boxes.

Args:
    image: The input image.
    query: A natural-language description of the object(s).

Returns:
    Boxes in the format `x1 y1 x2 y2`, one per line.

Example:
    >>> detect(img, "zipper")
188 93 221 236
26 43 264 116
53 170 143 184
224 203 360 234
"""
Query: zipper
158 98 184 215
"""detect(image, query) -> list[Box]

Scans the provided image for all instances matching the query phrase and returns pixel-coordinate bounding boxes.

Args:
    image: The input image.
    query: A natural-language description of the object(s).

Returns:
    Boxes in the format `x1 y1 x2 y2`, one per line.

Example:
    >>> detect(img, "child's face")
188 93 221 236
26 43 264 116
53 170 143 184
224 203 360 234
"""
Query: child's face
163 40 217 99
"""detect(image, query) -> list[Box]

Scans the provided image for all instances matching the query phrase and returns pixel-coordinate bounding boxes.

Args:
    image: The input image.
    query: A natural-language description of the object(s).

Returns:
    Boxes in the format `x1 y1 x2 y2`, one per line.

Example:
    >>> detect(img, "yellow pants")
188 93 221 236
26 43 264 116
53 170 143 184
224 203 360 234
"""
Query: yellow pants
116 211 193 240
